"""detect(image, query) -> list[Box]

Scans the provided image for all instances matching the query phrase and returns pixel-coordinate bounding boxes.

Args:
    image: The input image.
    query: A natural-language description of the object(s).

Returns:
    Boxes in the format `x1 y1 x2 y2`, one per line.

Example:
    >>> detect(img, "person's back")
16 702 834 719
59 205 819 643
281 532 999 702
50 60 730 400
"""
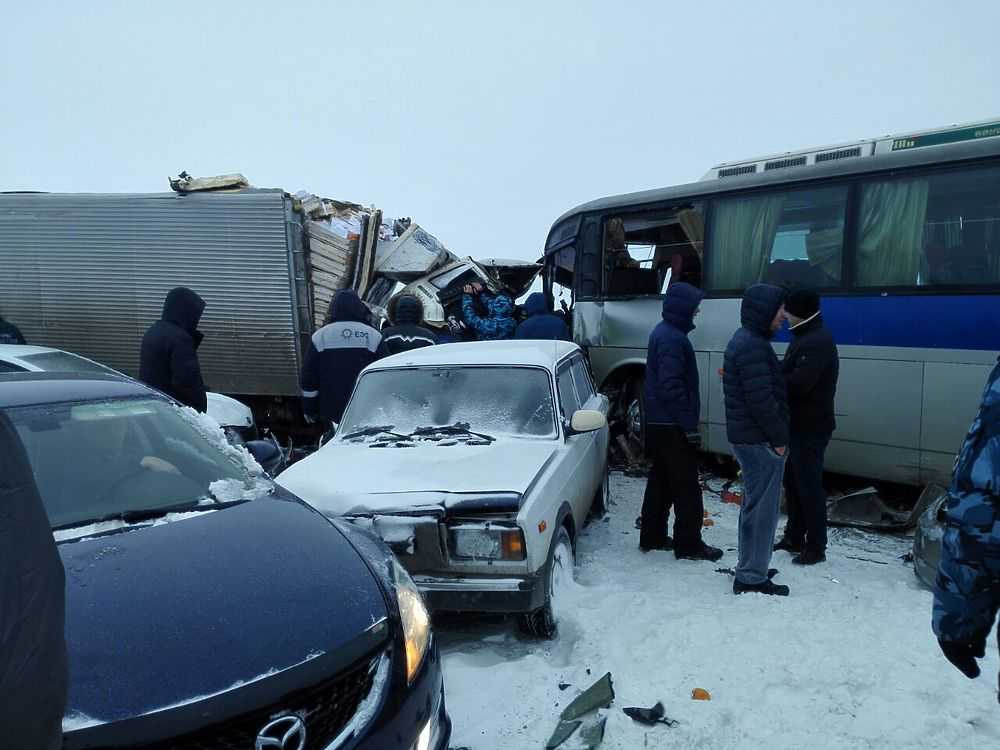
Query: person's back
0 411 67 750
139 287 208 412
378 294 438 357
723 285 790 448
461 284 516 341
933 359 1000 693
0 313 26 345
300 289 382 424
514 293 570 341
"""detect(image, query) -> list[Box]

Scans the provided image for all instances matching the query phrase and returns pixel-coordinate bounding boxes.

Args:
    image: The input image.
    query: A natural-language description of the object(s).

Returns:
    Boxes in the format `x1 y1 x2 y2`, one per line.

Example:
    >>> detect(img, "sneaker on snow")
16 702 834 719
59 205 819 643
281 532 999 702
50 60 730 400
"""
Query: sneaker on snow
767 568 779 579
639 537 674 552
733 579 790 596
675 543 724 562
792 548 826 566
773 537 804 553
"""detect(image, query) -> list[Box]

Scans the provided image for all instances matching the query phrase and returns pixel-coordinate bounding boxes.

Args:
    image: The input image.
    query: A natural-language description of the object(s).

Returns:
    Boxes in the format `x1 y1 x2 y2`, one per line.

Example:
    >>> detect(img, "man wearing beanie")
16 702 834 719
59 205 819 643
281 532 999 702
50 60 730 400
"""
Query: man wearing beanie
723 283 791 596
774 288 840 565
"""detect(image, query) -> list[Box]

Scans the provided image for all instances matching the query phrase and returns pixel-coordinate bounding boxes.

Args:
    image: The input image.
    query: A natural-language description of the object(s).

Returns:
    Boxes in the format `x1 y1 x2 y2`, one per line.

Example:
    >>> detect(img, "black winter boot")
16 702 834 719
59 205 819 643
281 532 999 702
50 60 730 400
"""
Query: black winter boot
773 537 804 554
675 542 724 562
733 579 790 596
792 548 826 566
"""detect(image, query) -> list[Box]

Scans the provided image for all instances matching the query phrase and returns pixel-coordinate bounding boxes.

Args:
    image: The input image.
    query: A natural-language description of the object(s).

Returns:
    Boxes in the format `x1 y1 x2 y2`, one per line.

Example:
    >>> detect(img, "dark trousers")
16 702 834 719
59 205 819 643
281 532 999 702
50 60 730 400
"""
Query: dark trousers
782 431 831 551
640 425 703 551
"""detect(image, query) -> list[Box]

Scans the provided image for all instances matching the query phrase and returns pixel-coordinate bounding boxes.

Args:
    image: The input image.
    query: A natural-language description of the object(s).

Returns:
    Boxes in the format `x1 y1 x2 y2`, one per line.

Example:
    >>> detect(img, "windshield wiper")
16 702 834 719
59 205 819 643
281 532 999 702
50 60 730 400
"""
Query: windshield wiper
53 499 246 531
341 424 412 441
408 423 496 443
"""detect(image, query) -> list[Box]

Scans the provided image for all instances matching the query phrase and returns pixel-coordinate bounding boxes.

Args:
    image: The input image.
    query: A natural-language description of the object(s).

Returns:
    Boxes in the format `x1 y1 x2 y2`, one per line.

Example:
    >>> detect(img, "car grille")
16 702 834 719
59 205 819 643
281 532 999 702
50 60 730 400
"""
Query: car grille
129 653 381 750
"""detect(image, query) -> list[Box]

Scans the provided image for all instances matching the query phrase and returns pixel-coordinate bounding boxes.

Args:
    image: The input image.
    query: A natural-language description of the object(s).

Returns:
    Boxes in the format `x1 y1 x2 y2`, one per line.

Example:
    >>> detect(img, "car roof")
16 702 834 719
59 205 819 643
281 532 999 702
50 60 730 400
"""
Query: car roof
367 340 581 372
0 371 159 409
0 344 64 360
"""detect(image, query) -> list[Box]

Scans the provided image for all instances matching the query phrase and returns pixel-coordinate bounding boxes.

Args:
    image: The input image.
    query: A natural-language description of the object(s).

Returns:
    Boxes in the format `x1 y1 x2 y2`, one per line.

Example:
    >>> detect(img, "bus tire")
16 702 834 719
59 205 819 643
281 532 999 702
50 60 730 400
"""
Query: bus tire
626 376 646 458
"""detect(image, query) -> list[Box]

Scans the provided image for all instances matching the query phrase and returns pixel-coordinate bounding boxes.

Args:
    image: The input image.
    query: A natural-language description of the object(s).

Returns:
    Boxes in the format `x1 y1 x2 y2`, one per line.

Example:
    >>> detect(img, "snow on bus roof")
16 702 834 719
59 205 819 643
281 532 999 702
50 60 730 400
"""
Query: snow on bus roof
367 340 580 372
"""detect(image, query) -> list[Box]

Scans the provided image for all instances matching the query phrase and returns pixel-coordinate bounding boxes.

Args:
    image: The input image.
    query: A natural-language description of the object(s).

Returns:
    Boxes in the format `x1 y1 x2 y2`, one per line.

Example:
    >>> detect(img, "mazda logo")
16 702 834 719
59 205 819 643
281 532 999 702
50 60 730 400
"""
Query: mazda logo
255 715 307 750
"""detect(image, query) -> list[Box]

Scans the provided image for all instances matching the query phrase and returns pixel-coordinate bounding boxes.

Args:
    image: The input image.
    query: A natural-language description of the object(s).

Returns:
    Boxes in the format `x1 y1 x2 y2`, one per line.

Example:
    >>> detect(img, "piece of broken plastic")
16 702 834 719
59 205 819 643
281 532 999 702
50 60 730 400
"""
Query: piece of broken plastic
579 716 608 748
623 701 679 727
561 672 615 721
691 688 712 701
545 720 582 749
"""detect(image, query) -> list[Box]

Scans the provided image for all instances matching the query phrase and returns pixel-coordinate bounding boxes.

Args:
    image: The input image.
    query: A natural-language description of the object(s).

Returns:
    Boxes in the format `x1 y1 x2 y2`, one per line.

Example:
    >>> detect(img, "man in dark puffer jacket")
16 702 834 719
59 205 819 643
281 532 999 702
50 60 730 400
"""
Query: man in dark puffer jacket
640 282 722 561
377 294 438 357
723 283 790 596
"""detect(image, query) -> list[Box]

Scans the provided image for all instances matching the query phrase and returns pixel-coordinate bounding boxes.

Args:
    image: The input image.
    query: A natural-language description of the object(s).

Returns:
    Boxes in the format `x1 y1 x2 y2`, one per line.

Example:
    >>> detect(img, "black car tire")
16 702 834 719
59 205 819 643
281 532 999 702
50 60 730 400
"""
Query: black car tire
519 526 574 640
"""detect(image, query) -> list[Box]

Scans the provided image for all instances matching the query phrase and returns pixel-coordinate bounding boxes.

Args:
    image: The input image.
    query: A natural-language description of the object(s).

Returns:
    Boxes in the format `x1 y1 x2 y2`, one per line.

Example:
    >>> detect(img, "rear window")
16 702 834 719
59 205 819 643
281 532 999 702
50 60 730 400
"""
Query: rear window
20 351 116 374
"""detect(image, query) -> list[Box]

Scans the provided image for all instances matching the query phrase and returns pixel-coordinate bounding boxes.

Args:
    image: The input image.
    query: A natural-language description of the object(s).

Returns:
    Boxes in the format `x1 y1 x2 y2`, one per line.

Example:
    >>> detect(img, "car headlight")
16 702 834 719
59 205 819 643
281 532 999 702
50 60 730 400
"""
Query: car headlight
392 558 431 684
449 523 526 561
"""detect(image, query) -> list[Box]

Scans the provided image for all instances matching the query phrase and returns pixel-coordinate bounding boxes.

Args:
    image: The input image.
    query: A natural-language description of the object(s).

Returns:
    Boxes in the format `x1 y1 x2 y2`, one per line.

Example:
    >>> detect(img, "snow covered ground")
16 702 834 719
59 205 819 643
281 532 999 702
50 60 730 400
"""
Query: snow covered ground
440 472 1000 749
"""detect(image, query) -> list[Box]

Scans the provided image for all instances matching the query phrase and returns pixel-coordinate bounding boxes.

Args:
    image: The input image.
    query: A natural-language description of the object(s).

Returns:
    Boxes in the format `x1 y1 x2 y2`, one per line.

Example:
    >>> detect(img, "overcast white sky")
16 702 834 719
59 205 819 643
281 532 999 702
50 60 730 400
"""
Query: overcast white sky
2 0 998 261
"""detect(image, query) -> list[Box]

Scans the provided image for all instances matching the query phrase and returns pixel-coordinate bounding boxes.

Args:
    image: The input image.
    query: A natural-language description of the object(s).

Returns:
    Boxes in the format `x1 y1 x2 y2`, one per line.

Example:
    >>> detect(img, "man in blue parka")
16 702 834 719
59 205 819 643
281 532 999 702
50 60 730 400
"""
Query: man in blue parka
933 359 1000 702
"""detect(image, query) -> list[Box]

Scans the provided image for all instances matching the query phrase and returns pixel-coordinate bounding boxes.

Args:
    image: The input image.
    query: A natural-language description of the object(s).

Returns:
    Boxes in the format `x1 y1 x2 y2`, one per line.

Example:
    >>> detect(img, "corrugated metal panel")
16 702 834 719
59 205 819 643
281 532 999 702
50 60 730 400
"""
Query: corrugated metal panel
0 190 301 396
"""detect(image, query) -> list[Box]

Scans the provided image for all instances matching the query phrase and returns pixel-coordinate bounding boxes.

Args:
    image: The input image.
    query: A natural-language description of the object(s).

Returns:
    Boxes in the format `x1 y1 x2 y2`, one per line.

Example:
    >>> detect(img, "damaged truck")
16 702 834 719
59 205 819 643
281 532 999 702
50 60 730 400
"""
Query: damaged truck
0 173 539 436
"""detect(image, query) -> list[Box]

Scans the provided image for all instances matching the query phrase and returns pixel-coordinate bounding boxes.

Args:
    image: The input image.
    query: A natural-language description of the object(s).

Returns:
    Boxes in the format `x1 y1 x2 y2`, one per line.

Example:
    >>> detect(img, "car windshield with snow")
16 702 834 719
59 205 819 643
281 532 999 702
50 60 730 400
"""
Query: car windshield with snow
0 372 450 749
277 341 611 638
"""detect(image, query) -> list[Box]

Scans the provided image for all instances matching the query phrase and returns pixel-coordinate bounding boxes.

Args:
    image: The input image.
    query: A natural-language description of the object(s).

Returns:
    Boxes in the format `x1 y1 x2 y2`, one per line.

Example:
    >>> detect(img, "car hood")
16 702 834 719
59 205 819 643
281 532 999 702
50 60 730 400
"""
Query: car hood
59 495 389 728
277 440 559 514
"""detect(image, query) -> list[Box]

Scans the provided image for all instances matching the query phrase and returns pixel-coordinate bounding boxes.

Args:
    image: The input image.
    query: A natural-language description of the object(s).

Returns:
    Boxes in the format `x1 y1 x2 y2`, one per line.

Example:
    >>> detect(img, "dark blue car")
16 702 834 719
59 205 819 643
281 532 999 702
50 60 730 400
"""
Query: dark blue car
1 372 450 750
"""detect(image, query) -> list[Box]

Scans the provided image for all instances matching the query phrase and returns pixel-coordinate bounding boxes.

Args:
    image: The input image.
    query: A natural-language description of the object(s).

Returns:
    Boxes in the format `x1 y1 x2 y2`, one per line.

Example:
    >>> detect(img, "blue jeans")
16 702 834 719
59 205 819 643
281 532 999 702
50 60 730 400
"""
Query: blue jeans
732 444 787 585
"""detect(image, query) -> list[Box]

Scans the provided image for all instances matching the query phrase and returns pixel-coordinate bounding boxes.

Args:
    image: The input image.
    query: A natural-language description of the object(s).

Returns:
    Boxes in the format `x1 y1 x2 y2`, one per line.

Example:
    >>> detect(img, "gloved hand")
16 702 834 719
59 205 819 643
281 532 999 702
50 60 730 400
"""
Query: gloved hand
938 634 987 679
684 431 702 449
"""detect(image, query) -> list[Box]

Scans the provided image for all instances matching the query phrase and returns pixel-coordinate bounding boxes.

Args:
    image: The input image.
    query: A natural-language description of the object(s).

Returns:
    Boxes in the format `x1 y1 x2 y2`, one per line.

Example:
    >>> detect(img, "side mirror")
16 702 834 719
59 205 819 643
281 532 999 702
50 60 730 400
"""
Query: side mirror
568 409 607 435
245 439 283 475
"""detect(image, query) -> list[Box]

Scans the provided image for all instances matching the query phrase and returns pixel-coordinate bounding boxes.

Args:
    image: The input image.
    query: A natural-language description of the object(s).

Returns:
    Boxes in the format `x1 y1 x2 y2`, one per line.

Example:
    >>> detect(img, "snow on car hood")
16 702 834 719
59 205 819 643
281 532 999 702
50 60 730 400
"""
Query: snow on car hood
277 439 559 514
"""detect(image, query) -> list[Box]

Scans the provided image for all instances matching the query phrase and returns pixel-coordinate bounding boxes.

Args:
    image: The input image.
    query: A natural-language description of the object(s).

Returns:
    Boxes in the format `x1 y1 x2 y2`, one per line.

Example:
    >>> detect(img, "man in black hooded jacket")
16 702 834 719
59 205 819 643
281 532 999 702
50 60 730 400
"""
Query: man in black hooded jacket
377 293 438 357
139 287 208 412
300 289 382 424
775 289 839 565
0 410 68 749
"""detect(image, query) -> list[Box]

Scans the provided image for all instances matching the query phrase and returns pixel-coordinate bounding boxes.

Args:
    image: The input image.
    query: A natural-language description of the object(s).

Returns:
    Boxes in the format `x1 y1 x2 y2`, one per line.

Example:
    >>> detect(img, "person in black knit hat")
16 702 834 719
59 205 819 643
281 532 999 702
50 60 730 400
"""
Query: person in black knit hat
774 288 840 565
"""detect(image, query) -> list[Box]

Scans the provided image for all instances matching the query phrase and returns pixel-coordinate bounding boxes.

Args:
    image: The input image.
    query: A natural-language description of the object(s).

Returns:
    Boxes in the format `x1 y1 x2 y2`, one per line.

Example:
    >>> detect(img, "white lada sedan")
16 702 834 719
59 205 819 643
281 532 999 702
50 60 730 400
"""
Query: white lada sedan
277 340 609 637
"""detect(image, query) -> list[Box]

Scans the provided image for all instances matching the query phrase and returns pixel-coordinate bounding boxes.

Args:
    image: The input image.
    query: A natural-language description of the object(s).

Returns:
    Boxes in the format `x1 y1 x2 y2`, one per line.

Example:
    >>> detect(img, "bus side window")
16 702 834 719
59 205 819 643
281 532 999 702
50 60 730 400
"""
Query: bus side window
603 204 705 296
857 165 1000 288
705 186 847 292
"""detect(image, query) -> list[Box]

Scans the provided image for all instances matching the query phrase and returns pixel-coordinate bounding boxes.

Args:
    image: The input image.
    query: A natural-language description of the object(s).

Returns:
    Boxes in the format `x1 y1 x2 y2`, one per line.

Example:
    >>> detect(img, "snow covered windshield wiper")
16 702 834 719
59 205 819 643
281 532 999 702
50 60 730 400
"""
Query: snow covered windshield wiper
52 499 247 531
341 424 412 442
407 423 496 444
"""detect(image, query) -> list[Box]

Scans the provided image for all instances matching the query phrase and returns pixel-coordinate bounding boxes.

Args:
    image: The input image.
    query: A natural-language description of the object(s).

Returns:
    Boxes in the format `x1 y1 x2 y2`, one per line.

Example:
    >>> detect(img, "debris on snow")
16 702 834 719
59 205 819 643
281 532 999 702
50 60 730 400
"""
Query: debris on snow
622 702 678 727
546 719 583 748
561 672 615 721
691 688 712 701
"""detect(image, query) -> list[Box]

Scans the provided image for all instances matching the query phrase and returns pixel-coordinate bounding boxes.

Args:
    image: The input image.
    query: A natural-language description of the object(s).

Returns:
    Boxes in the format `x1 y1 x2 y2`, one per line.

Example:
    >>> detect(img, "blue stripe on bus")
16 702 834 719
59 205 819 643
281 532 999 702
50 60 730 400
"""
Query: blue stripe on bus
772 295 1000 350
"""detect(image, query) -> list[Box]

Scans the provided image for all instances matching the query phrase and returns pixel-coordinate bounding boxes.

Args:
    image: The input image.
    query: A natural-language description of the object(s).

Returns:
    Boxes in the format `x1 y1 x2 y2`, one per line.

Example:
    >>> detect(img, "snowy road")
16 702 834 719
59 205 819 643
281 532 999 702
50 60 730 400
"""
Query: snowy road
440 472 1000 749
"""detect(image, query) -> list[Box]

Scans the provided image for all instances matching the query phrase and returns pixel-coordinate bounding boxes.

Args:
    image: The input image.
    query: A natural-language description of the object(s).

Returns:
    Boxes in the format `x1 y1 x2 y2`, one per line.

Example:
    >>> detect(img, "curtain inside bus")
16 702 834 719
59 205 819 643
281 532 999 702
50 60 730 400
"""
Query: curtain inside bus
857 178 930 286
707 194 786 288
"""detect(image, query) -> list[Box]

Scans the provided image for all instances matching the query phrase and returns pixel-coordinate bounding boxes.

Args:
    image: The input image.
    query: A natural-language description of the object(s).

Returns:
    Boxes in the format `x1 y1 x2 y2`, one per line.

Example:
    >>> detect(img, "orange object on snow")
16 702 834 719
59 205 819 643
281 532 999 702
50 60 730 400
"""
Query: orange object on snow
721 490 742 505
691 688 712 701
703 518 715 527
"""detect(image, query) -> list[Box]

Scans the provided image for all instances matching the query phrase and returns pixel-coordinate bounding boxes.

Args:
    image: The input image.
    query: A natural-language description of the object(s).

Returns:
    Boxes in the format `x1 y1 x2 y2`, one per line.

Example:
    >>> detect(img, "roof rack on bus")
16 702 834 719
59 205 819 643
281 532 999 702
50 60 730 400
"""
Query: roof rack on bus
700 117 1000 181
